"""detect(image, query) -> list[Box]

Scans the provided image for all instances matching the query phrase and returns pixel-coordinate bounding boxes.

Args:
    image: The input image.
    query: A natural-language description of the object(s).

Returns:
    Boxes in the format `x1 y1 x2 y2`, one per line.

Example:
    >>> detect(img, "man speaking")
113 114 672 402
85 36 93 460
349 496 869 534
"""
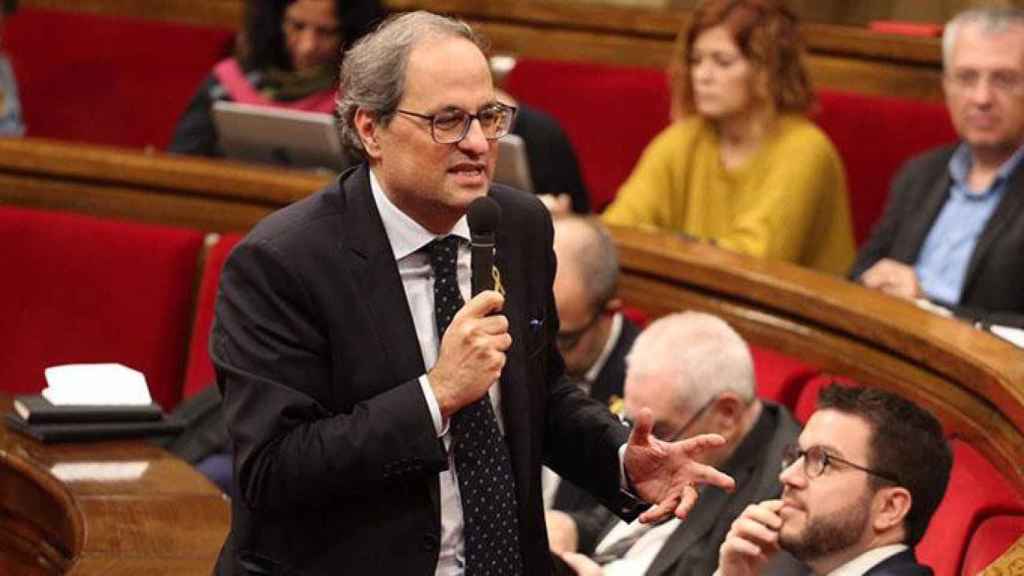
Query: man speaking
210 11 733 575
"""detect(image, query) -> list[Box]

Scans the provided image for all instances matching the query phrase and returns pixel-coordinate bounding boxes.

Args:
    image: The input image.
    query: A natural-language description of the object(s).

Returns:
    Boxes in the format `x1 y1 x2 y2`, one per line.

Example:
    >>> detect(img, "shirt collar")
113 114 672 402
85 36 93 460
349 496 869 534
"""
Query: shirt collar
369 168 470 260
826 544 908 576
948 142 1024 196
585 312 623 382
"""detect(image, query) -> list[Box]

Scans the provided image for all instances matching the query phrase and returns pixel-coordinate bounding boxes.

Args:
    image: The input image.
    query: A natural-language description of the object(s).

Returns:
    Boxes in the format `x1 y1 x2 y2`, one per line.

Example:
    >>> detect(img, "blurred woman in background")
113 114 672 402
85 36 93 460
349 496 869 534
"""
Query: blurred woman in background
169 0 383 156
602 0 854 274
0 0 23 137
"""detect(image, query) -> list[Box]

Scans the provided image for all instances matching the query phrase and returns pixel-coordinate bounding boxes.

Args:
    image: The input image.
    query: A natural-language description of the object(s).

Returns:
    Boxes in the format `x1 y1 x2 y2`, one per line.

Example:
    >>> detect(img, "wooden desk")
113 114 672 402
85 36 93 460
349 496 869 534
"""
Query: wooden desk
0 396 229 575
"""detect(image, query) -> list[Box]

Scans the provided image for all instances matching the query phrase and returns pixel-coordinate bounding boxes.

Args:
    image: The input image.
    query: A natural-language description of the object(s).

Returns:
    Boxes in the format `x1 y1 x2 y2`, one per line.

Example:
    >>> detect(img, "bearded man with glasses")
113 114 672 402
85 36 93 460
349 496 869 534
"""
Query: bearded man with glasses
717 385 952 576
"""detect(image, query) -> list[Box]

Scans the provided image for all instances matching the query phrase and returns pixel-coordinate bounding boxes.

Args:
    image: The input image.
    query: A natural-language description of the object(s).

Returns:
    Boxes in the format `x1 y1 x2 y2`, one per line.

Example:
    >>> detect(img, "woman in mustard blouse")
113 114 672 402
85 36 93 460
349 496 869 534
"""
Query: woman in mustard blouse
602 0 855 274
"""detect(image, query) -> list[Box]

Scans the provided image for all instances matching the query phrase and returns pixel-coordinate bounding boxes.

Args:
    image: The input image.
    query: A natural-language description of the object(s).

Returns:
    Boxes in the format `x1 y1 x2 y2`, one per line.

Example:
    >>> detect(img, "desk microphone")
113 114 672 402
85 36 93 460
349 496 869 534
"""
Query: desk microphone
467 196 501 296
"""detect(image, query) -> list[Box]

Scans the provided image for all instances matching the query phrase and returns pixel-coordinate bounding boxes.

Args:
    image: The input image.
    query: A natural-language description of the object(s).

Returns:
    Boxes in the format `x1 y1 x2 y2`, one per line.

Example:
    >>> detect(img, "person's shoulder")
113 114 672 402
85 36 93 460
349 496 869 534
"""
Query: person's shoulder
773 115 836 152
901 143 958 173
244 180 344 250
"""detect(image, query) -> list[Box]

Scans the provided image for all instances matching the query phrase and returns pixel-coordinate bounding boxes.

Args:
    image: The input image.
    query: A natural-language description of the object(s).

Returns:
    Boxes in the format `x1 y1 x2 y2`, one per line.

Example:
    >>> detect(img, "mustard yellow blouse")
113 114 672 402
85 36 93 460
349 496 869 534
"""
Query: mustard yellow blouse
602 114 855 274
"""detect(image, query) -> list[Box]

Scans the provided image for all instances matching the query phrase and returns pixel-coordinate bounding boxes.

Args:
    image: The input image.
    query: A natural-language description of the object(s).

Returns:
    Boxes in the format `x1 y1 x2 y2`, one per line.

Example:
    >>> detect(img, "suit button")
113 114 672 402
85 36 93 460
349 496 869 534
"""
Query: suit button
422 533 439 551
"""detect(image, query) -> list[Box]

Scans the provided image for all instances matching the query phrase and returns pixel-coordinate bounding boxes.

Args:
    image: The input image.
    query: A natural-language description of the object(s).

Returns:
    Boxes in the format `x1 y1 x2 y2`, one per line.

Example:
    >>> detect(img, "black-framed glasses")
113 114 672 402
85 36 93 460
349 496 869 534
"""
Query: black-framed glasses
782 444 900 484
621 395 717 443
395 103 517 144
556 309 604 351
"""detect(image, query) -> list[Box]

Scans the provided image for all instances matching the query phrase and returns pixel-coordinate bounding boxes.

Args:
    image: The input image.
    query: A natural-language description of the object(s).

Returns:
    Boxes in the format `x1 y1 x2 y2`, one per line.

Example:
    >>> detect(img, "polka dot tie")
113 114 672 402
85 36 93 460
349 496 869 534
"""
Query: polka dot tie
428 236 522 576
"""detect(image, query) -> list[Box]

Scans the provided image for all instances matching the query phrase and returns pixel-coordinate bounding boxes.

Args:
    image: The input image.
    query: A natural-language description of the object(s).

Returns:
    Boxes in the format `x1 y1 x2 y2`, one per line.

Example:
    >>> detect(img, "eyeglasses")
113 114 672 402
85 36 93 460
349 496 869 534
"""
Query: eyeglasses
945 68 1024 95
556 309 604 351
621 396 716 443
781 444 899 484
395 103 517 144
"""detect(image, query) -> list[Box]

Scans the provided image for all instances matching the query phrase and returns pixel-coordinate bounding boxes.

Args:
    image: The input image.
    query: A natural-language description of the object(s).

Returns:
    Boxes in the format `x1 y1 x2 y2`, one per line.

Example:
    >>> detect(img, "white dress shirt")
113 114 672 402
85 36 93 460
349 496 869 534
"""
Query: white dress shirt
369 170 503 576
825 544 908 576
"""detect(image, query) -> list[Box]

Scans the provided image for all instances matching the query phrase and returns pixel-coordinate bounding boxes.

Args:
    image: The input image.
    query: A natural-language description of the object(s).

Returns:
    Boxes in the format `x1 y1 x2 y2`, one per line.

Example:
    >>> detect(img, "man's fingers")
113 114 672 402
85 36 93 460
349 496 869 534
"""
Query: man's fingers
678 433 727 453
457 290 505 320
476 314 510 335
627 407 654 444
673 483 699 519
690 461 736 492
638 496 676 524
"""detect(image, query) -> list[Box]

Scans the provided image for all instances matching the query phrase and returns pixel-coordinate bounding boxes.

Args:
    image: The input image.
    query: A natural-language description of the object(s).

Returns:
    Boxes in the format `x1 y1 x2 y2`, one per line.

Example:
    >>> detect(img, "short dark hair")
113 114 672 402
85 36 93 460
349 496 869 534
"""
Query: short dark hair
672 0 813 115
242 0 385 72
817 384 952 546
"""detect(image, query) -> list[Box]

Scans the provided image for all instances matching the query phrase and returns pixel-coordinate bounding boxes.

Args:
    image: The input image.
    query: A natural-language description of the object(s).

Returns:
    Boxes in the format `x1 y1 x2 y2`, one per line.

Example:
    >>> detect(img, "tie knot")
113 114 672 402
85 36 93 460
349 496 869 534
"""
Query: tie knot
427 235 461 272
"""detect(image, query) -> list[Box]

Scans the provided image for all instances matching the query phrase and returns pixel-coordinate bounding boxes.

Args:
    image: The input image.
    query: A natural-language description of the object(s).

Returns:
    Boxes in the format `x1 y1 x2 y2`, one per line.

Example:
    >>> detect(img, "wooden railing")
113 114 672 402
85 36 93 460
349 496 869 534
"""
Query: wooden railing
610 226 1024 494
0 138 328 232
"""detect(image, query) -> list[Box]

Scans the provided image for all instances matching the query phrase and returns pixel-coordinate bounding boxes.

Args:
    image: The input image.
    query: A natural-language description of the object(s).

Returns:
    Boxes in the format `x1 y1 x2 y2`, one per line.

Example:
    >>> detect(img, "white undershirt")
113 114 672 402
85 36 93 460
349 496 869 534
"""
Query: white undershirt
825 544 908 576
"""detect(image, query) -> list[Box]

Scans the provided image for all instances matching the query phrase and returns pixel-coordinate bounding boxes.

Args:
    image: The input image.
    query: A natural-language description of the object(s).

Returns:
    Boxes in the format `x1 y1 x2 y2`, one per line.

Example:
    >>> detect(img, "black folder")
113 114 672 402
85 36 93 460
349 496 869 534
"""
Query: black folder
4 412 185 443
13 394 164 424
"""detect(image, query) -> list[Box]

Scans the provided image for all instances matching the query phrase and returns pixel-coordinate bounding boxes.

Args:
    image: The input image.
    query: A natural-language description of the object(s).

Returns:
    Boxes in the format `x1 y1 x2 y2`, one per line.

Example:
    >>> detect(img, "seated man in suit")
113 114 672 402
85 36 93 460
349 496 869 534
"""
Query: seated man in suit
717 385 952 576
852 7 1024 328
551 311 801 576
545 215 642 512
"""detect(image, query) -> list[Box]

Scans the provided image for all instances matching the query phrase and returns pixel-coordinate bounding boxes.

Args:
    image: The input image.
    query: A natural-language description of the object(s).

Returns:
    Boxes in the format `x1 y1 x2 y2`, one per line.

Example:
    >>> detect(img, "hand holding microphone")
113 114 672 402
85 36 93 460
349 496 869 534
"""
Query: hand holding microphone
428 197 512 418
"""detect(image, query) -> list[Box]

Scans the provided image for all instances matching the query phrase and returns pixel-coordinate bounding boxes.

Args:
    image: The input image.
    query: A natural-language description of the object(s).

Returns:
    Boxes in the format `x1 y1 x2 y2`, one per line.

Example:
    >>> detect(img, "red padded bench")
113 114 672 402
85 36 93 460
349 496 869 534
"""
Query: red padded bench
5 8 234 149
0 206 205 410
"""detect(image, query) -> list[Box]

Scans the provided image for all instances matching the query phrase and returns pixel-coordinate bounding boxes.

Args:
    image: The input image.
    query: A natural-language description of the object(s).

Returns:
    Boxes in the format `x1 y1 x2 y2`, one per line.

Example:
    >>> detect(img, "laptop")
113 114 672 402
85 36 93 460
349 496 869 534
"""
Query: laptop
494 133 534 193
212 100 348 171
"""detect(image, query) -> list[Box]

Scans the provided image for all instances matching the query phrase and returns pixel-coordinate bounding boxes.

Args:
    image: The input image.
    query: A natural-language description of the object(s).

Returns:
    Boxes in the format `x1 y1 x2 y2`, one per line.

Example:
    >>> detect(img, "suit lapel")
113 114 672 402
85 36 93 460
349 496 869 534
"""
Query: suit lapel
338 166 438 510
493 215 533 510
644 479 740 575
963 172 1024 291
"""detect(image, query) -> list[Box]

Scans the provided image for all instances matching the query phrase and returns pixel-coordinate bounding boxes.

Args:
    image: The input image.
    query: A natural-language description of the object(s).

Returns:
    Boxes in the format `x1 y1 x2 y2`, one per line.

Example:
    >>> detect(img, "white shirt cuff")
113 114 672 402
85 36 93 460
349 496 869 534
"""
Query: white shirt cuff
419 374 449 437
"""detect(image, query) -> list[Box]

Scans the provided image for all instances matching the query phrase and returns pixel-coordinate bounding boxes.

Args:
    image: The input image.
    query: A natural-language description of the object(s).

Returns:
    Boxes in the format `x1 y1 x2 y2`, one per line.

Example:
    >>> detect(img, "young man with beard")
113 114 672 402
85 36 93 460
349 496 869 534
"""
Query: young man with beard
717 385 952 576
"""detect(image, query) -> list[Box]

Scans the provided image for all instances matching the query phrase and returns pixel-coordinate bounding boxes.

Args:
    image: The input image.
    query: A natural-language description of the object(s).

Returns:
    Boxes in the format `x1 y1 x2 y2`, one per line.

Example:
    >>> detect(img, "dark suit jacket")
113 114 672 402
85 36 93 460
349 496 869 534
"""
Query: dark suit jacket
862 550 933 575
552 316 640 514
851 144 1024 328
211 165 634 575
572 402 802 576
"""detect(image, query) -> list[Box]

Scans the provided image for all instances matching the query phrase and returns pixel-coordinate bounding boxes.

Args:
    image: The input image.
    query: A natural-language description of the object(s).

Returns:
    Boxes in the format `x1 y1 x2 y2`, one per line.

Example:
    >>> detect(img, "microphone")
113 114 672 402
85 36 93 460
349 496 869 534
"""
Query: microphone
467 196 502 296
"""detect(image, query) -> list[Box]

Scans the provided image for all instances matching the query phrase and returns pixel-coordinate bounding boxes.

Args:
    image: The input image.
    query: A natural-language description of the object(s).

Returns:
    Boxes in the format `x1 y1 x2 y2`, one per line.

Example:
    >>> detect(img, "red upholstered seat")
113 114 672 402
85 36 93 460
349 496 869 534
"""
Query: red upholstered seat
748 345 817 408
504 58 671 212
0 206 204 410
960 514 1024 575
5 8 234 149
918 441 1024 576
812 90 956 245
182 233 244 400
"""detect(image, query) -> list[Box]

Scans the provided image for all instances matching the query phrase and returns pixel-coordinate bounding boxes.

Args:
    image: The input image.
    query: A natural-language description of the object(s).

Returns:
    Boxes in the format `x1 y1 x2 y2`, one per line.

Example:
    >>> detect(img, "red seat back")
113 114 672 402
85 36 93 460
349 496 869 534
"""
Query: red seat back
918 440 1024 576
748 345 817 409
813 90 956 245
504 58 671 211
960 514 1024 575
5 8 234 149
0 206 204 410
182 233 244 400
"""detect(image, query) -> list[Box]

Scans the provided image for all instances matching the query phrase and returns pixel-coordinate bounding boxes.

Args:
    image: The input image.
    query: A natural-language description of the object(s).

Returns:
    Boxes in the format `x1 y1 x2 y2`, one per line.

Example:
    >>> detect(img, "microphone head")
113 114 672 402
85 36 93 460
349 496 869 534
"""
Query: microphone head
467 196 502 236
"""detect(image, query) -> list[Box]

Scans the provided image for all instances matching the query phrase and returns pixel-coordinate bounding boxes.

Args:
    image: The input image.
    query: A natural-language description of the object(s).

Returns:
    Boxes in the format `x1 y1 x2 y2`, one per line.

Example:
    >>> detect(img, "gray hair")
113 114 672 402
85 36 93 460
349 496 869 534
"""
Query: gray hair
555 216 619 310
626 312 755 412
942 8 1024 70
335 11 488 160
